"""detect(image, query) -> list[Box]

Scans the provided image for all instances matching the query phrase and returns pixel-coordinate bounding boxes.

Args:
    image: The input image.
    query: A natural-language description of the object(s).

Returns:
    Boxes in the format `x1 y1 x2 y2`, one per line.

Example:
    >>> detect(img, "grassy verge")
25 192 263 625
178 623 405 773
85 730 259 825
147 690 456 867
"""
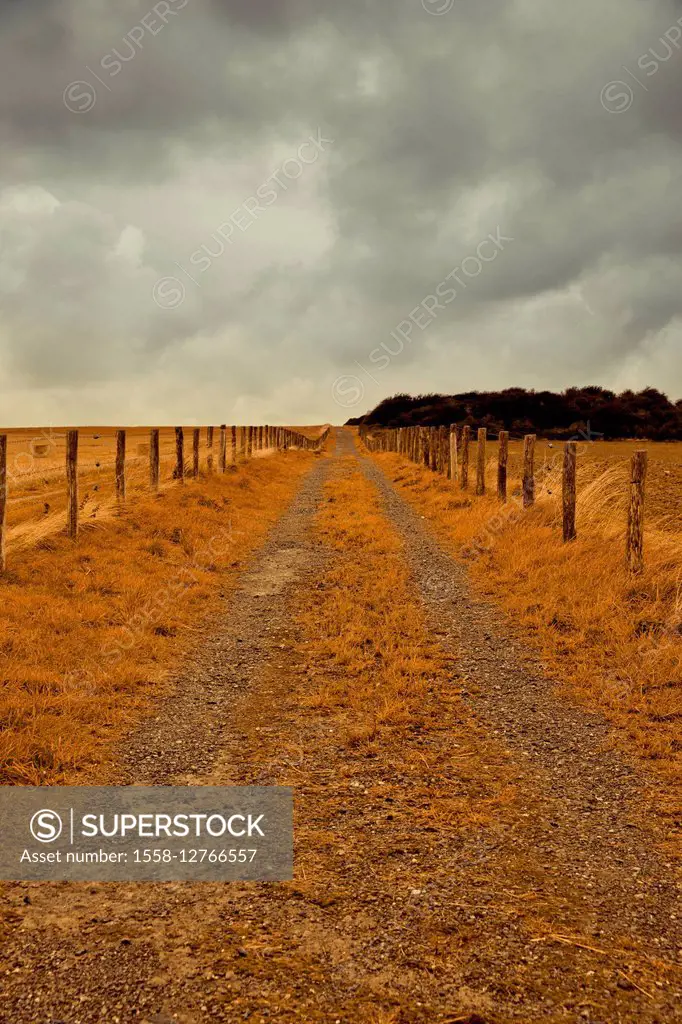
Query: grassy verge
0 451 317 784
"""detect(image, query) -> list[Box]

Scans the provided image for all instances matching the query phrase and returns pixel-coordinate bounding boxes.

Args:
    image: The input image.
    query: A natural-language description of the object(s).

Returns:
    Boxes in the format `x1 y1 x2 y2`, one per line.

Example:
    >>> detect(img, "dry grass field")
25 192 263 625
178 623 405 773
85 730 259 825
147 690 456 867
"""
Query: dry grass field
2 429 682 1023
362 433 682 813
2 425 325 555
0 427 328 785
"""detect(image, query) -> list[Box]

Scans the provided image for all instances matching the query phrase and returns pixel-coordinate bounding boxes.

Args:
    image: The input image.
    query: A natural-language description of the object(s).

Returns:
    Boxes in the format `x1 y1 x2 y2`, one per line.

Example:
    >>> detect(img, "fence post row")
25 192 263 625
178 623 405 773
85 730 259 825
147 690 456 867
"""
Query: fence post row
0 423 330 570
360 423 652 572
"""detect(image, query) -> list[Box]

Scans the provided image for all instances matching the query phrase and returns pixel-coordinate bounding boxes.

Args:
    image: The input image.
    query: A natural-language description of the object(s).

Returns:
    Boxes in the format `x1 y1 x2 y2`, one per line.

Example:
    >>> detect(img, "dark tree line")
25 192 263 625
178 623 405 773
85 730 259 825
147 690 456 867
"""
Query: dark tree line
347 386 682 440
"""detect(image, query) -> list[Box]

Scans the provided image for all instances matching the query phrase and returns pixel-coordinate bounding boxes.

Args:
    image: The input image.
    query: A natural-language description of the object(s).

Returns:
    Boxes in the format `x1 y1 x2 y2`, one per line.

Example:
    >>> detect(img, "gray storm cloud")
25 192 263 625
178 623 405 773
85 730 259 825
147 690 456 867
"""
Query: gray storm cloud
0 0 680 423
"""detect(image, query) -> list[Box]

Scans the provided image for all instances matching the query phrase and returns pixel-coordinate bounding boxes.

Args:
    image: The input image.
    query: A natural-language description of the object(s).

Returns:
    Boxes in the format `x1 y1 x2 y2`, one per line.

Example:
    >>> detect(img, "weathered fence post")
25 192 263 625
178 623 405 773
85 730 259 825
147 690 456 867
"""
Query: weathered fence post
192 428 200 477
115 429 126 501
448 425 457 481
421 427 430 468
430 428 438 471
626 450 648 573
497 430 508 502
206 426 214 473
175 426 184 483
460 426 470 490
438 426 448 475
523 434 536 508
219 424 227 473
247 426 253 457
149 429 160 491
0 434 7 571
66 429 79 538
231 425 237 463
562 441 577 542
476 428 487 496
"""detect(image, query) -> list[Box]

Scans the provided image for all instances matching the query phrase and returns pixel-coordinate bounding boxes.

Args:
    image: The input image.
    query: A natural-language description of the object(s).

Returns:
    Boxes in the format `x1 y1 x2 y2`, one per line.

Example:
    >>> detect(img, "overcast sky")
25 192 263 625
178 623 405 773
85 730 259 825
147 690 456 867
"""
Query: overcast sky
1 0 681 426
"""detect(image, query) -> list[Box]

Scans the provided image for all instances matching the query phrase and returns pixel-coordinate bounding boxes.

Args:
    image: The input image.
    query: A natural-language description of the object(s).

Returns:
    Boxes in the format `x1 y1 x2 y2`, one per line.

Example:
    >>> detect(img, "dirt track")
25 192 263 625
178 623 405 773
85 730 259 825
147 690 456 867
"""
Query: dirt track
1 429 681 1024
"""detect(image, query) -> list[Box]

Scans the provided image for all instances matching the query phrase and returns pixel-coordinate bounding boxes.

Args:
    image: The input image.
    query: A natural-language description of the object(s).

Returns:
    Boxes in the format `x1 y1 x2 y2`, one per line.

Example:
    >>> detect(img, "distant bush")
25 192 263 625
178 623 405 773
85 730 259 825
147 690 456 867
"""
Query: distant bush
347 386 682 440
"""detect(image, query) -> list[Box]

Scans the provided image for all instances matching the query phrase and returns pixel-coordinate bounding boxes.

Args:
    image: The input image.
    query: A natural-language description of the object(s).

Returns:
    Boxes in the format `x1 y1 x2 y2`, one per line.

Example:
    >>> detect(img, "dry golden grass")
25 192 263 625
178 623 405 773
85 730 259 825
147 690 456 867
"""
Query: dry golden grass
3 424 329 554
296 460 518 830
0 450 317 785
360 435 682 807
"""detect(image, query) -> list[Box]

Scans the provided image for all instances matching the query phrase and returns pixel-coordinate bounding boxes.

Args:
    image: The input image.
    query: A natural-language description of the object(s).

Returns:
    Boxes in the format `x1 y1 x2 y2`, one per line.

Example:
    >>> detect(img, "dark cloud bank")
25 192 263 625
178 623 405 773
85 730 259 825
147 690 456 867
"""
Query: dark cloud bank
0 0 681 424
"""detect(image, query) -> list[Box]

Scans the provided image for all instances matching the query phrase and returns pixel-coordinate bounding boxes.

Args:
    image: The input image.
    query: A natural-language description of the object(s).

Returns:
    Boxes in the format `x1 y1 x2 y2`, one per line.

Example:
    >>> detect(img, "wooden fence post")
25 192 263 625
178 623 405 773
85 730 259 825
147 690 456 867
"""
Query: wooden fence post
497 431 508 502
66 429 79 538
438 426 448 475
0 434 7 571
231 425 237 463
149 429 160 491
429 428 438 471
460 426 470 490
192 428 200 477
219 424 227 473
115 429 126 501
561 441 577 542
175 427 184 483
626 450 648 573
523 434 536 508
206 426 214 473
448 425 457 481
476 427 487 495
